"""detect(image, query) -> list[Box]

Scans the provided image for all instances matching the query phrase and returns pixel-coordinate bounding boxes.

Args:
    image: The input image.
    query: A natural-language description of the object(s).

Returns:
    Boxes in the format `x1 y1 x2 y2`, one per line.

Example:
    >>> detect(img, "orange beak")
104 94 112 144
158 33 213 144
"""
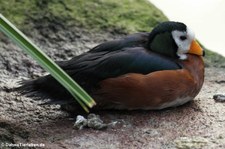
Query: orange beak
188 40 204 56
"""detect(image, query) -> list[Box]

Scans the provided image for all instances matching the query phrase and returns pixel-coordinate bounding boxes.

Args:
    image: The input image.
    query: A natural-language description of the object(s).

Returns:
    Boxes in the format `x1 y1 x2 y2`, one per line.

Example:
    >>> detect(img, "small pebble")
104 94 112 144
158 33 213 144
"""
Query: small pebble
74 115 87 130
87 114 107 130
74 114 108 130
215 80 225 84
213 94 225 102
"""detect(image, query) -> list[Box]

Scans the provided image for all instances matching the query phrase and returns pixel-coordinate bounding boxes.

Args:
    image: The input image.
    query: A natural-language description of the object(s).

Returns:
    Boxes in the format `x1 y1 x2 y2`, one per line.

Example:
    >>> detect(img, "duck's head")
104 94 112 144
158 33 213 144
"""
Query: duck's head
148 21 204 60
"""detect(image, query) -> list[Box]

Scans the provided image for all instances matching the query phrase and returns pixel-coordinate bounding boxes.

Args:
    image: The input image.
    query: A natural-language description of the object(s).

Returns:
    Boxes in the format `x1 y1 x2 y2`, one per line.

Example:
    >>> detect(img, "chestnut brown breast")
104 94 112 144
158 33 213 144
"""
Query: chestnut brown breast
94 54 204 110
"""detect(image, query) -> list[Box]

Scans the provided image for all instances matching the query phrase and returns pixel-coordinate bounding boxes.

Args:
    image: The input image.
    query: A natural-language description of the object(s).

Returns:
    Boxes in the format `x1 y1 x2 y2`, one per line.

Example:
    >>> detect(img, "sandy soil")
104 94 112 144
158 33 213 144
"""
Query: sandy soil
0 27 225 149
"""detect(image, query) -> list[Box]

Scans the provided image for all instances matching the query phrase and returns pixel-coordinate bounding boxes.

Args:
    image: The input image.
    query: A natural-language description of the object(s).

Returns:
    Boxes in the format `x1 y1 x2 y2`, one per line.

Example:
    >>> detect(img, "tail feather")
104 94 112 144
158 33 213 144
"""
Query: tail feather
15 75 74 104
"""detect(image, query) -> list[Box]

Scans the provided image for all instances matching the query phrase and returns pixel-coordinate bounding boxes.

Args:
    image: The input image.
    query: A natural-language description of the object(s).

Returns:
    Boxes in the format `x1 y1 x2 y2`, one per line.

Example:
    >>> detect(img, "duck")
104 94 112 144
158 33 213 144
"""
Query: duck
18 21 205 111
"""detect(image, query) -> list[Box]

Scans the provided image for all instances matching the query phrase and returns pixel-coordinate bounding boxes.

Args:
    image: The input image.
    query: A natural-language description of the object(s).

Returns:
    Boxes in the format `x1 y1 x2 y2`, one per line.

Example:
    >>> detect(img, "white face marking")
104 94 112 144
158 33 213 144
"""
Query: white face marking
171 27 195 60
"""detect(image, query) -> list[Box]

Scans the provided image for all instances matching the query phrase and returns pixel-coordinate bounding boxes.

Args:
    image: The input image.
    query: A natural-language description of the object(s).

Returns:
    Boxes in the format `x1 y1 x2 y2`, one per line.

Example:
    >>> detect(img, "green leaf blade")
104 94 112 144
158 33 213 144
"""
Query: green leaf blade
0 14 96 112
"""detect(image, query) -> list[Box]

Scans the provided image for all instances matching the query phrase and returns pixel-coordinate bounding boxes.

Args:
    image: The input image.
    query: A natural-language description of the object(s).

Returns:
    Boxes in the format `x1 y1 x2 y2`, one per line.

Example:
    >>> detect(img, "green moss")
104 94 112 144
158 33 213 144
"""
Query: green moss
0 0 167 33
0 0 35 27
49 0 166 32
204 49 225 67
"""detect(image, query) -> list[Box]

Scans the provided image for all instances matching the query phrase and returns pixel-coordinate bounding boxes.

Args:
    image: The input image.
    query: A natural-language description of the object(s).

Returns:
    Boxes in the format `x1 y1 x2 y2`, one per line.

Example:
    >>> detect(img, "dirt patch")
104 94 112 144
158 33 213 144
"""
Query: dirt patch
1 25 225 148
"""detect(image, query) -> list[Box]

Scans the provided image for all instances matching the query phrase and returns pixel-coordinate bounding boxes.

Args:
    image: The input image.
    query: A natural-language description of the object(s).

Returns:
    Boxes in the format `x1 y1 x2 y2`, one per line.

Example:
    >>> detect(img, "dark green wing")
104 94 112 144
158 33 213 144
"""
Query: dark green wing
58 47 181 90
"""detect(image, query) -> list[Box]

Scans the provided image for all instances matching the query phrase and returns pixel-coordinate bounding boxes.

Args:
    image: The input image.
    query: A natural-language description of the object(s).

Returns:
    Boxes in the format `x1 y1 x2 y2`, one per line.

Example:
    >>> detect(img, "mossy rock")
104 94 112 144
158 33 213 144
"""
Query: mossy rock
0 0 167 33
0 0 224 67
204 49 225 67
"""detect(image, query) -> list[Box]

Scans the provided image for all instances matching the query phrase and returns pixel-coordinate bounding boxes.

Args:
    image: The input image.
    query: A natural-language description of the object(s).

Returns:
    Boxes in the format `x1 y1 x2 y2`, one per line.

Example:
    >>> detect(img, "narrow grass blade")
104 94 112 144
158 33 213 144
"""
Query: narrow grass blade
0 14 96 112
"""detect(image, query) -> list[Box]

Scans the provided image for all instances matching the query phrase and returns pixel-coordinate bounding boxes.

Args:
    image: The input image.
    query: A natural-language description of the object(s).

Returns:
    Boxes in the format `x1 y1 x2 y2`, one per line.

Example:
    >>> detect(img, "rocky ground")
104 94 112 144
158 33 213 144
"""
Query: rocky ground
0 25 225 149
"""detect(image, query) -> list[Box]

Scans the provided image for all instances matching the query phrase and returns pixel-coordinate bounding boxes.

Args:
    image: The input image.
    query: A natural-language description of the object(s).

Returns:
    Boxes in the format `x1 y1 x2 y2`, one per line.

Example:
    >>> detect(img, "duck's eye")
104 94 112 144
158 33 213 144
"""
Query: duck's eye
180 36 187 41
